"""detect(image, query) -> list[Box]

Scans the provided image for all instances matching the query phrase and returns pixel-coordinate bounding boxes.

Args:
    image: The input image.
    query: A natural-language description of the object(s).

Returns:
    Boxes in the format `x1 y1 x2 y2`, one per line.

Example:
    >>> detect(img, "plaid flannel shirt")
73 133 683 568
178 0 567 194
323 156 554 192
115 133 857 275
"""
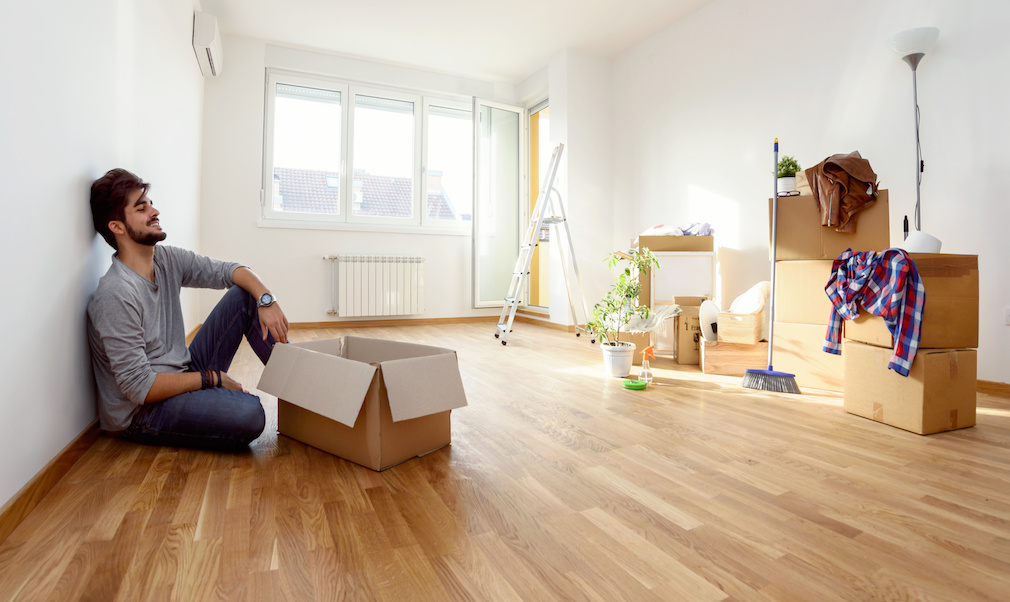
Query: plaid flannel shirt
823 248 925 377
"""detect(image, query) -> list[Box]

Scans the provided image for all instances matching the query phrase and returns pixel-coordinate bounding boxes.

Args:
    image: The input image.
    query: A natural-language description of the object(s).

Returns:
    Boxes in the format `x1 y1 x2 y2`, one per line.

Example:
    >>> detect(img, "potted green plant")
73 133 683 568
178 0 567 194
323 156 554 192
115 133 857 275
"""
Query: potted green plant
586 247 660 377
777 155 801 193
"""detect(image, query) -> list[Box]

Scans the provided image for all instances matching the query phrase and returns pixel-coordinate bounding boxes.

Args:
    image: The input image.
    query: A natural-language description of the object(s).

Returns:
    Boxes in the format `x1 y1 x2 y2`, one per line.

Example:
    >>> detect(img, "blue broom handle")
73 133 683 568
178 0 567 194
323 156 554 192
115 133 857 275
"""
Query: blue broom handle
768 140 779 371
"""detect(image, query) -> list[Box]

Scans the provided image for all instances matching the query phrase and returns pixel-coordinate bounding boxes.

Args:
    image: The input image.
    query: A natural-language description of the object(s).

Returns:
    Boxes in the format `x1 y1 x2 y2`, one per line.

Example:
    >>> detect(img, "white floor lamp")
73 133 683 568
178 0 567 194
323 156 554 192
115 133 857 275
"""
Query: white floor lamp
890 26 942 253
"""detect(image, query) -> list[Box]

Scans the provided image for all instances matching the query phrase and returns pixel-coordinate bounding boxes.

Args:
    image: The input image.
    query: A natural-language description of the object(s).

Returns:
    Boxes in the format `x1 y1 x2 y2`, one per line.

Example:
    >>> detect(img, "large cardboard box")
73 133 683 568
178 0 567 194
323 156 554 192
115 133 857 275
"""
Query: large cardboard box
771 322 843 392
632 235 714 253
844 253 979 350
700 340 768 376
675 308 702 365
774 260 835 325
770 190 890 261
842 340 976 435
258 336 468 471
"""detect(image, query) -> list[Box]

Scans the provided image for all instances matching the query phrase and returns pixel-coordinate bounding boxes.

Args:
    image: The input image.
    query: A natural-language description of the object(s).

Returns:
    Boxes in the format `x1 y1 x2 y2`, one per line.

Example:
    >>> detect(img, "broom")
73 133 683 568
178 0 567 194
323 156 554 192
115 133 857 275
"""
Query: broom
742 138 801 394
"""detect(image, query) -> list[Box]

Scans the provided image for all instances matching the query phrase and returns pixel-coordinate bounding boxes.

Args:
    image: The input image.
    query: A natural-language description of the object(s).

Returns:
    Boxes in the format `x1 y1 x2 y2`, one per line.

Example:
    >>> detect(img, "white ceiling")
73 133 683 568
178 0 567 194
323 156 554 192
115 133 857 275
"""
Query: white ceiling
201 0 713 82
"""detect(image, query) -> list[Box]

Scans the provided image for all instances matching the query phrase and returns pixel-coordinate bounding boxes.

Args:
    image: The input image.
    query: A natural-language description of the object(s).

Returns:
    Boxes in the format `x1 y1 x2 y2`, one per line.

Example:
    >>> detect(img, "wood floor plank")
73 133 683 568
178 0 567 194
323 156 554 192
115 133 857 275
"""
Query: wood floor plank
1 322 1008 600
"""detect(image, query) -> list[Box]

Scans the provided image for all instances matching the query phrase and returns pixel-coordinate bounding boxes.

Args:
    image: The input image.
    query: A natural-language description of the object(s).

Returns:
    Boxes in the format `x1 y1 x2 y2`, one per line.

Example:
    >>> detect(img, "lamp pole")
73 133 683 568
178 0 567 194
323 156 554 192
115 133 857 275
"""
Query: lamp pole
903 52 924 232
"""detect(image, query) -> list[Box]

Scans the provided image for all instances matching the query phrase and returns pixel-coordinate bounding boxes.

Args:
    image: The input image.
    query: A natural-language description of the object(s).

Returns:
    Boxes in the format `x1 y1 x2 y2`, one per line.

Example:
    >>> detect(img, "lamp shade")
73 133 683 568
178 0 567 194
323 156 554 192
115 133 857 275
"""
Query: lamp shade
899 230 942 253
889 27 939 57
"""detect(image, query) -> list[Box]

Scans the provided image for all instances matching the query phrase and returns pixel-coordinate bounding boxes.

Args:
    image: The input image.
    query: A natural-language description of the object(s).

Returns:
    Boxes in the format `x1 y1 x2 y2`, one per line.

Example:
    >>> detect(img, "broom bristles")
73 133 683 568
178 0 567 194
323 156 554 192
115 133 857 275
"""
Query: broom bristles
742 368 801 394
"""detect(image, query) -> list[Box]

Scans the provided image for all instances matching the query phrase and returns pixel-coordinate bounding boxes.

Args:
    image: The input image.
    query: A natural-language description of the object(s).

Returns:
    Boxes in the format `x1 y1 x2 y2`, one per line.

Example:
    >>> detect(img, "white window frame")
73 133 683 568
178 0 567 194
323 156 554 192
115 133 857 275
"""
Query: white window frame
261 69 472 234
420 97 474 229
262 70 349 224
346 86 422 227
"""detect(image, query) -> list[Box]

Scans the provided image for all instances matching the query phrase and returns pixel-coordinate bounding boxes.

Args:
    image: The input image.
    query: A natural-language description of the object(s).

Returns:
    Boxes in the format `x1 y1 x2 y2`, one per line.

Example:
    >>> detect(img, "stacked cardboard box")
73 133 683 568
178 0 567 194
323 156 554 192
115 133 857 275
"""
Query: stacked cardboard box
842 253 979 434
768 191 891 392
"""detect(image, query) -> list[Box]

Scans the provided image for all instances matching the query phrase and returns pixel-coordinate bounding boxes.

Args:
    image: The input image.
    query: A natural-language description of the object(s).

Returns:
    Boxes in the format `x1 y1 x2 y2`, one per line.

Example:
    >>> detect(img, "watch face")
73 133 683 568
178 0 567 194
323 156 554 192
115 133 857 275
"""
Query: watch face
259 293 275 306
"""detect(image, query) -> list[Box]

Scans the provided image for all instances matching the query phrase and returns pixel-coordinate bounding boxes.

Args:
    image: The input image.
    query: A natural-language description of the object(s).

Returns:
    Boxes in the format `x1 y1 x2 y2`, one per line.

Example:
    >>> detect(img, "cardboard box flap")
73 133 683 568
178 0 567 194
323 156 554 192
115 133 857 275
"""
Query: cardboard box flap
379 353 468 422
257 343 376 428
343 335 453 364
292 338 343 355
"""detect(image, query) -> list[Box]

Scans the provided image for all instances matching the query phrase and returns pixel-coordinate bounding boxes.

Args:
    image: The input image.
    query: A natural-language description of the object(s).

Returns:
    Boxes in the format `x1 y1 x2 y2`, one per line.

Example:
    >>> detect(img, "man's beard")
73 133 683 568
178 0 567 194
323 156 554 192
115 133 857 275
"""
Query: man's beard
125 221 167 246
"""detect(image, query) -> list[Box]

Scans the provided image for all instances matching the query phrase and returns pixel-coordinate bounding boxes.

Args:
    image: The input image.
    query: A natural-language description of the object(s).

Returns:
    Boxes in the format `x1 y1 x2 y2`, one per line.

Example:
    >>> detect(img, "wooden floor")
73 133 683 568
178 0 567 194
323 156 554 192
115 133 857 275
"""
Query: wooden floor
2 322 1009 601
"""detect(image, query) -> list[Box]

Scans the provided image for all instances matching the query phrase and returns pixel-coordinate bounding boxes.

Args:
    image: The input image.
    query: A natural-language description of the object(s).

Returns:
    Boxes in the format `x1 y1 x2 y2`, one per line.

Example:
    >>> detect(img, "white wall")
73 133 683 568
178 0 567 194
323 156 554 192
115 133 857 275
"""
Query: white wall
198 38 515 323
0 1 206 510
541 50 618 327
612 0 1010 383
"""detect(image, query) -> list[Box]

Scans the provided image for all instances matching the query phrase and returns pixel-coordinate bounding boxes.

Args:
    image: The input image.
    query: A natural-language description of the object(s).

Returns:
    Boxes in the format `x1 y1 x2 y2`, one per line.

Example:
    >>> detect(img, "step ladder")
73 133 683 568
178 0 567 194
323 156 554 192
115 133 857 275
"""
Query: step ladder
495 143 591 345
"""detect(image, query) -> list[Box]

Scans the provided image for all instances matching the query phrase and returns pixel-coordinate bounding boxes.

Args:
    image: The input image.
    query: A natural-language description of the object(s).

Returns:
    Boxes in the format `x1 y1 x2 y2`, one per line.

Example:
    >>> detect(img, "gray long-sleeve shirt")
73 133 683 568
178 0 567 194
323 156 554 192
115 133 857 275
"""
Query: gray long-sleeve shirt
87 245 241 431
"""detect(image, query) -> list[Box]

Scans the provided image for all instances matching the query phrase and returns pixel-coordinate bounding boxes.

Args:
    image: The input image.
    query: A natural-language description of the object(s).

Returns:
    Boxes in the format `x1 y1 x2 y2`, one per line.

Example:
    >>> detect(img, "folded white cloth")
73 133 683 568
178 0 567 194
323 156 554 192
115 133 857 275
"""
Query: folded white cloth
621 303 681 333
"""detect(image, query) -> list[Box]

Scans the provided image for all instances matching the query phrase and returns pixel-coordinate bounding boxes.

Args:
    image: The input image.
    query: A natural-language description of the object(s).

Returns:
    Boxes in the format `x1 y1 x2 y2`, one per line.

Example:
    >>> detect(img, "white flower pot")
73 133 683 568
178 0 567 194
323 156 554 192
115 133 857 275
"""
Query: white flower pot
601 342 636 378
777 176 796 193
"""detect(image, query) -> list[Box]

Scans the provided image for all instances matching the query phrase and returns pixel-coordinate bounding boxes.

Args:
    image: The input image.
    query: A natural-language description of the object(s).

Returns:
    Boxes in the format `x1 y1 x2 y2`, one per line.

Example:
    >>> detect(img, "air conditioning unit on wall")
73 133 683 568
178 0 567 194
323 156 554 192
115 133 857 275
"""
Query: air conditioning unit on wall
193 11 223 77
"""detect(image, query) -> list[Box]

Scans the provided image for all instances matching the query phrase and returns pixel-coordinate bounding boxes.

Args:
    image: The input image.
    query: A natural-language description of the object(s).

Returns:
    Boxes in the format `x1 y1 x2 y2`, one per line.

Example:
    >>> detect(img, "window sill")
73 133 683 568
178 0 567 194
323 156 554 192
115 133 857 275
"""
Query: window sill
257 218 471 237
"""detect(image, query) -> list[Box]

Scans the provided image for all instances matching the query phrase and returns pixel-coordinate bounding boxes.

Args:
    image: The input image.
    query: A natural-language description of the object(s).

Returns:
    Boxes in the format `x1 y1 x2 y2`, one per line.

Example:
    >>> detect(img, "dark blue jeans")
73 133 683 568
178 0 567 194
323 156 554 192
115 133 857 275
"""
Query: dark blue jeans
123 287 272 450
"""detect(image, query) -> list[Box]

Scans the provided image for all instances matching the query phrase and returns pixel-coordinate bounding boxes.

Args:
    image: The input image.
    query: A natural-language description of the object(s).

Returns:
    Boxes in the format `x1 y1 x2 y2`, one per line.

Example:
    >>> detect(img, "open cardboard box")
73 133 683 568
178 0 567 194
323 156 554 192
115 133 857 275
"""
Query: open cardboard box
673 296 705 365
257 336 468 471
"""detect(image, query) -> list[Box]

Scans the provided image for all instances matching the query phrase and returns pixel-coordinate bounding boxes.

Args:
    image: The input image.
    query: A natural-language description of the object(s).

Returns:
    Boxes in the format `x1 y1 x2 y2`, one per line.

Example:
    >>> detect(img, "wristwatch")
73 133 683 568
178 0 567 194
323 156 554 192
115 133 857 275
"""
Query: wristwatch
258 292 277 307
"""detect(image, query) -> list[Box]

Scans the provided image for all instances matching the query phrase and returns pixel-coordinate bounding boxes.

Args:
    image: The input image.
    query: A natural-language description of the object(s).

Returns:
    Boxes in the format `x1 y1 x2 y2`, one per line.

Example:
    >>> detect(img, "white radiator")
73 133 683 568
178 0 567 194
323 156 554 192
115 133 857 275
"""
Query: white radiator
324 255 425 317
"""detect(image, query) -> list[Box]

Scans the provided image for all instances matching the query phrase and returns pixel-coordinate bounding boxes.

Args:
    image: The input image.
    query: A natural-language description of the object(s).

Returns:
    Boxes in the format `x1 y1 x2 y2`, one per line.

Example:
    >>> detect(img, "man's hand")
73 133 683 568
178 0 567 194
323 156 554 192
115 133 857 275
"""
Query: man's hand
219 371 247 392
230 267 290 344
259 303 289 343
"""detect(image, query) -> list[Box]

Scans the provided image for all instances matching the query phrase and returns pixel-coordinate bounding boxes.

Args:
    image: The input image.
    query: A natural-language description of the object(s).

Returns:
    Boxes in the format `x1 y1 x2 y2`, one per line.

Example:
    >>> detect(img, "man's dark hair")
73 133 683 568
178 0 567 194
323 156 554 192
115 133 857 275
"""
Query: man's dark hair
90 168 149 250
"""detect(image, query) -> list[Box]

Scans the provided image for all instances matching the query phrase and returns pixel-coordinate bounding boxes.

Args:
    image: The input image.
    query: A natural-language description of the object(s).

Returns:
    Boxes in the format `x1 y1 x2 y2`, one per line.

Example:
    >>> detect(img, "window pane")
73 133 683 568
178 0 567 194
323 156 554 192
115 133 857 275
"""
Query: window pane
427 105 473 223
271 84 342 216
352 94 415 218
475 104 520 305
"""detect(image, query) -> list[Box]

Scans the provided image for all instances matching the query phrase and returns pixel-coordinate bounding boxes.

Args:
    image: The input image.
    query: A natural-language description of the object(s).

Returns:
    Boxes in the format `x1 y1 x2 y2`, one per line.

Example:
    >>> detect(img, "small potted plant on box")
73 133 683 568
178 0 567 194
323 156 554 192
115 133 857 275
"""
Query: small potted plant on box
777 155 801 193
586 247 660 377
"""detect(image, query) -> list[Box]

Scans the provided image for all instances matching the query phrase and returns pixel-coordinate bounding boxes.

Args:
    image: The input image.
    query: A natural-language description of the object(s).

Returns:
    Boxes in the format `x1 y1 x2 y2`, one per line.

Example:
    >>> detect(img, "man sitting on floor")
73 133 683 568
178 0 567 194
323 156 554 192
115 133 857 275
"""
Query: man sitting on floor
87 168 289 450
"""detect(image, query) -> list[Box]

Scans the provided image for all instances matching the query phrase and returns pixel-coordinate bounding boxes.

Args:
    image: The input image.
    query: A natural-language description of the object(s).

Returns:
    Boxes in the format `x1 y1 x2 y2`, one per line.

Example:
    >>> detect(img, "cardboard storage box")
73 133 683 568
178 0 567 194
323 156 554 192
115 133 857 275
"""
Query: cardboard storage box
770 190 890 261
257 336 468 471
674 296 708 306
844 253 978 350
632 235 714 253
700 340 768 376
842 340 976 435
674 296 704 365
771 322 843 392
774 260 835 325
717 311 765 345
